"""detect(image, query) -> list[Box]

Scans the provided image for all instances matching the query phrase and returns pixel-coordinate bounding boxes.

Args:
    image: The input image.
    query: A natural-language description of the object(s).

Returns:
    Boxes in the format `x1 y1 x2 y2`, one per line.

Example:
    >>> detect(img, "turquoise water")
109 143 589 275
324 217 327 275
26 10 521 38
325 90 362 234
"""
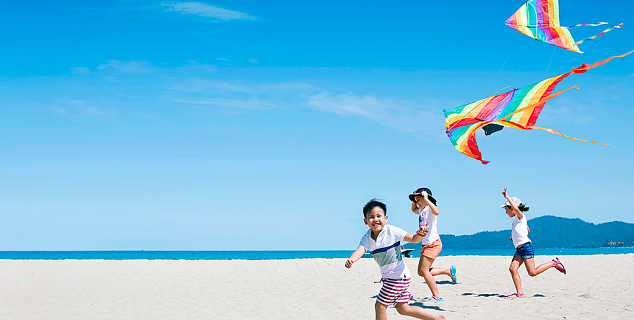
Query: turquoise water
438 247 634 257
0 251 352 260
0 247 632 260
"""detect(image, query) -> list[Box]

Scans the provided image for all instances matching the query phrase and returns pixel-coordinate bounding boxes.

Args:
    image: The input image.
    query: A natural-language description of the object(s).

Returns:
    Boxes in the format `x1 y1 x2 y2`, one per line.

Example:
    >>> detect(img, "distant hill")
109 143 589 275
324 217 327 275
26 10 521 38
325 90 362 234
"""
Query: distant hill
404 216 634 250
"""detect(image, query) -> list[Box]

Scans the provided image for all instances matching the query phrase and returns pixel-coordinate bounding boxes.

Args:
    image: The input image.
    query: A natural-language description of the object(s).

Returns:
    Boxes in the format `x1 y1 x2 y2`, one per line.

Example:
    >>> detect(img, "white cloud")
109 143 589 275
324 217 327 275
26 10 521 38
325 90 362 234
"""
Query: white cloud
171 98 278 110
84 107 106 115
97 60 151 74
247 59 259 64
166 80 316 97
307 92 386 118
63 60 449 140
163 2 255 21
50 98 126 124
307 92 446 138
167 80 258 95
166 79 446 140
71 67 92 75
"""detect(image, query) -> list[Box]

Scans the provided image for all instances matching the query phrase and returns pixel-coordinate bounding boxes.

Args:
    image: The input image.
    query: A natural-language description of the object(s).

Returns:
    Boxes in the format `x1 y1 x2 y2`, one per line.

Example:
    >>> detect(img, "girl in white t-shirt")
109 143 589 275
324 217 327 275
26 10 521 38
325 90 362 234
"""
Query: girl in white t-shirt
410 188 456 303
502 188 567 299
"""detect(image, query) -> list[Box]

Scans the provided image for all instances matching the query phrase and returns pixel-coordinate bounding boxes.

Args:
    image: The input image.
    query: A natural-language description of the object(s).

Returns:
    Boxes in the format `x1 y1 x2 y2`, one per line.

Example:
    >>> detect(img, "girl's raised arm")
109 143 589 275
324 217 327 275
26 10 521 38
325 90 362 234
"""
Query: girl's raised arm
422 190 440 215
502 188 523 220
411 200 419 214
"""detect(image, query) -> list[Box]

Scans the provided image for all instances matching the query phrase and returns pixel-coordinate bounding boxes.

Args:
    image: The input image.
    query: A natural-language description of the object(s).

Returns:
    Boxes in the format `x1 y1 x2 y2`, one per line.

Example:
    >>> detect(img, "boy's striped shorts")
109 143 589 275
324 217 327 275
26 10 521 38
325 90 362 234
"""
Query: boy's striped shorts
377 277 412 306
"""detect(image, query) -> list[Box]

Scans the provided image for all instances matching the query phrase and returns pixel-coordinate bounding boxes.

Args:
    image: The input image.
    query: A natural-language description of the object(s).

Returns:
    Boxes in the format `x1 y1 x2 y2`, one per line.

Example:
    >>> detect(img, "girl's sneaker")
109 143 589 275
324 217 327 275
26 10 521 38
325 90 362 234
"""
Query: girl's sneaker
450 265 457 284
423 296 443 302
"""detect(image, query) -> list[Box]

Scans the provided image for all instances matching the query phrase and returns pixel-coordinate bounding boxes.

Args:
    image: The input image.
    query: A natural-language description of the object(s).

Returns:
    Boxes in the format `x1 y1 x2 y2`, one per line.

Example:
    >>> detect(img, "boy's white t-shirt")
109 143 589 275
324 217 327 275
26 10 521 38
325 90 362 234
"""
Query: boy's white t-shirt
418 207 440 246
358 224 411 279
511 213 531 248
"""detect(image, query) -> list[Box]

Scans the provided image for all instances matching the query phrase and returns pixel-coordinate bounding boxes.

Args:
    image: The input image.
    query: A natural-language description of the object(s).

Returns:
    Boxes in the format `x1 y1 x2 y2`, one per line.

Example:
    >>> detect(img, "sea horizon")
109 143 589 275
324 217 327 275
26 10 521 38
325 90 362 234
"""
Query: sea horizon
1 247 633 260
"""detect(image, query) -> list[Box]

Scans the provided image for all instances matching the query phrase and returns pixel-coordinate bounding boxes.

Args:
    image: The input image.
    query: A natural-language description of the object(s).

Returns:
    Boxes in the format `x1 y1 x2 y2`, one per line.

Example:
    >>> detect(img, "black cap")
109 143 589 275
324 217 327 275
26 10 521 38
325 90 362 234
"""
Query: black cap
409 187 437 205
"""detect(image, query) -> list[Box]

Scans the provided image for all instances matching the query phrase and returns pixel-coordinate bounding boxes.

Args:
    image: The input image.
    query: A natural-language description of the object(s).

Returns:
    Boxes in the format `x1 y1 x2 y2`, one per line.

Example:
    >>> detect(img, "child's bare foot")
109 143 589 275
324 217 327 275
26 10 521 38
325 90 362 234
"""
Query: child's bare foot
438 315 447 320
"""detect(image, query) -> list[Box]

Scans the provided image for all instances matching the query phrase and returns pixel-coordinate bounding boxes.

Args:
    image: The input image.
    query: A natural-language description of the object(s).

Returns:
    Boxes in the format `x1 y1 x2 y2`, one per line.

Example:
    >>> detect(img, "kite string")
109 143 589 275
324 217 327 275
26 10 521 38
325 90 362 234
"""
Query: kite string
429 42 520 184
506 0 574 188
505 48 556 187
485 43 517 95
440 39 520 198
446 39 520 133
506 128 528 187
441 157 469 205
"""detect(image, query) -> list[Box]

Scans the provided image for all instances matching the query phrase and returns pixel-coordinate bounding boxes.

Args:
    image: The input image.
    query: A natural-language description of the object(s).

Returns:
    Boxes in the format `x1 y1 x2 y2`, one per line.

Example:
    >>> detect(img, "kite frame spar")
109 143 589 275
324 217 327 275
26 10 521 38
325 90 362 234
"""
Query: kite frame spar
444 51 633 164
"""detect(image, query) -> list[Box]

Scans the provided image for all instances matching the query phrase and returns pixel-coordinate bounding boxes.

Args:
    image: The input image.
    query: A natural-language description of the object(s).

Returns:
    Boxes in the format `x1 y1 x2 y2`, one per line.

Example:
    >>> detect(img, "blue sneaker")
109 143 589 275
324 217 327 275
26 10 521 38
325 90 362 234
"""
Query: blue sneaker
423 296 443 302
450 265 457 284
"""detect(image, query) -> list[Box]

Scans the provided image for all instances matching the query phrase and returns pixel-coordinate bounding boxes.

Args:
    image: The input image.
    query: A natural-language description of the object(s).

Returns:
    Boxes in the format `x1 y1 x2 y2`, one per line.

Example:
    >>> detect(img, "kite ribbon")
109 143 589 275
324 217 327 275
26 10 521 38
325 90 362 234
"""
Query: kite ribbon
446 48 634 130
491 50 634 150
572 49 634 72
574 23 624 45
498 50 634 121
528 126 618 148
568 22 608 28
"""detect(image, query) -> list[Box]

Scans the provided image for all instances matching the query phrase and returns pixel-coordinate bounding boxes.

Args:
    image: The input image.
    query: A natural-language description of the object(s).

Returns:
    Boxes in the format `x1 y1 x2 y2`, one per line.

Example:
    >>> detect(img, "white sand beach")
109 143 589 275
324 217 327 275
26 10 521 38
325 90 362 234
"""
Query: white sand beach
1 254 632 319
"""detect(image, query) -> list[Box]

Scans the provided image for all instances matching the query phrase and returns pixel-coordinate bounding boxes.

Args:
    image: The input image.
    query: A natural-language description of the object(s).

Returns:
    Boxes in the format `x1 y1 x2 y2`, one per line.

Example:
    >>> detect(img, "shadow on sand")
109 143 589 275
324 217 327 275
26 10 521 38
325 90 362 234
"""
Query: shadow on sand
462 292 547 298
409 301 445 311
462 292 506 298
368 296 445 311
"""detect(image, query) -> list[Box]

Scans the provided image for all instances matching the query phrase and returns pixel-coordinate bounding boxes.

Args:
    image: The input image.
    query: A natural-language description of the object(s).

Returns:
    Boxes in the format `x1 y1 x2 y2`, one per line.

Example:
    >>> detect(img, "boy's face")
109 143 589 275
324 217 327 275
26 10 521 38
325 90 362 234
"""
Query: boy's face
364 206 387 234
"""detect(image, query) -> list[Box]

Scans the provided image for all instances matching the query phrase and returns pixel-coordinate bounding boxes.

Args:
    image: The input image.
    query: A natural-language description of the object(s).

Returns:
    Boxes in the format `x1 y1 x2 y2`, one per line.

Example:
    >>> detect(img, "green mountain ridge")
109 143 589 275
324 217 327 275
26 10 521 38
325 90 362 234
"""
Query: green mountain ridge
404 215 634 250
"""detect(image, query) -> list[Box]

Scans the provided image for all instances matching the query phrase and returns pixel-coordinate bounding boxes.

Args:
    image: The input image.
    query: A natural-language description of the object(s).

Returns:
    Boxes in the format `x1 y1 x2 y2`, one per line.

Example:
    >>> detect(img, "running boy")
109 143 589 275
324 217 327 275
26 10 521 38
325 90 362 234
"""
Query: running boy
345 199 447 320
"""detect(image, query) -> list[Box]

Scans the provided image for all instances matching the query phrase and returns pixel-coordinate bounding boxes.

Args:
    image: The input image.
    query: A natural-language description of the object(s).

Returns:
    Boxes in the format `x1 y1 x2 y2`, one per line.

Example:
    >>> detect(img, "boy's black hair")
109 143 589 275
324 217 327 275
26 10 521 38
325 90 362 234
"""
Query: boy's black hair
518 203 530 212
363 198 387 218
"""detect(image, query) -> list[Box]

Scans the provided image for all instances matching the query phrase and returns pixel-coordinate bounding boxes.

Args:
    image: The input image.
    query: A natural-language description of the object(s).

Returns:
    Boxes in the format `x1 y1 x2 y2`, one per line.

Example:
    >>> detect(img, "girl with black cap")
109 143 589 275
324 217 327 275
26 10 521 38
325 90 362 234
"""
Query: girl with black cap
409 188 456 302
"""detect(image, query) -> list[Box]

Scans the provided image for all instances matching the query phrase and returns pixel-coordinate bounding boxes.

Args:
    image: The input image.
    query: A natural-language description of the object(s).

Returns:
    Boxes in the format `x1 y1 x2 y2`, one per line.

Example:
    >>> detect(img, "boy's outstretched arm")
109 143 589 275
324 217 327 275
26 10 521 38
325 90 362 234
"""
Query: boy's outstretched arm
345 247 366 268
403 230 425 244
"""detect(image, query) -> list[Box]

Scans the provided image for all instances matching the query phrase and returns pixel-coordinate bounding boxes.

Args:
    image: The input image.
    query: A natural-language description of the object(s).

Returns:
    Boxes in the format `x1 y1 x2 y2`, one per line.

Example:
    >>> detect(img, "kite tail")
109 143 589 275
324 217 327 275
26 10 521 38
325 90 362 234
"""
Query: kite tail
528 126 618 149
574 23 623 45
567 22 608 28
571 49 634 73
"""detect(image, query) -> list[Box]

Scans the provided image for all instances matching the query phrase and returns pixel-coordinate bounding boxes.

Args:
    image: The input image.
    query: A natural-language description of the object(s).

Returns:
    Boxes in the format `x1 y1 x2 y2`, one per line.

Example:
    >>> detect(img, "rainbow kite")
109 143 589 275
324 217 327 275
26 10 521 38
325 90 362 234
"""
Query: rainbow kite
505 0 623 53
444 51 632 164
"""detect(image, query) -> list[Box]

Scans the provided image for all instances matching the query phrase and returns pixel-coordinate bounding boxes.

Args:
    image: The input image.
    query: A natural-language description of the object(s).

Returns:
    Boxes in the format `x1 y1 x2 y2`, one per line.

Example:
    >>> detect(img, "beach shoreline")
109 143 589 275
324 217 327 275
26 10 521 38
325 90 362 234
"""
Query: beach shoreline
1 254 632 319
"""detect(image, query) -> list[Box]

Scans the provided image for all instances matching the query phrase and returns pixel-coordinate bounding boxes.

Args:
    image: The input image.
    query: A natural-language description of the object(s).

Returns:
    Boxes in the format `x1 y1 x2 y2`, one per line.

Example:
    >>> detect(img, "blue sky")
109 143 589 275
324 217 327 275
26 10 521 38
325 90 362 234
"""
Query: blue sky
2 0 633 250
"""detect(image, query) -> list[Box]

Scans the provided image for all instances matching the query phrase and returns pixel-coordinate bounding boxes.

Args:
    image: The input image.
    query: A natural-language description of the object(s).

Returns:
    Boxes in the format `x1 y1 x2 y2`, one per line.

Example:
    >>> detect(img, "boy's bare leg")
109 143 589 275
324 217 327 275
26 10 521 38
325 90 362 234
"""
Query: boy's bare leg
375 301 388 320
509 255 524 294
395 303 447 320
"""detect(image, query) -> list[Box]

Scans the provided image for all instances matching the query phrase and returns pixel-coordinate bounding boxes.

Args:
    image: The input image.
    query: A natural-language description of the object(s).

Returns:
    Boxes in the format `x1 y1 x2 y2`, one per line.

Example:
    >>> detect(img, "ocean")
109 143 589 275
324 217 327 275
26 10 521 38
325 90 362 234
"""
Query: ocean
1 247 633 260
